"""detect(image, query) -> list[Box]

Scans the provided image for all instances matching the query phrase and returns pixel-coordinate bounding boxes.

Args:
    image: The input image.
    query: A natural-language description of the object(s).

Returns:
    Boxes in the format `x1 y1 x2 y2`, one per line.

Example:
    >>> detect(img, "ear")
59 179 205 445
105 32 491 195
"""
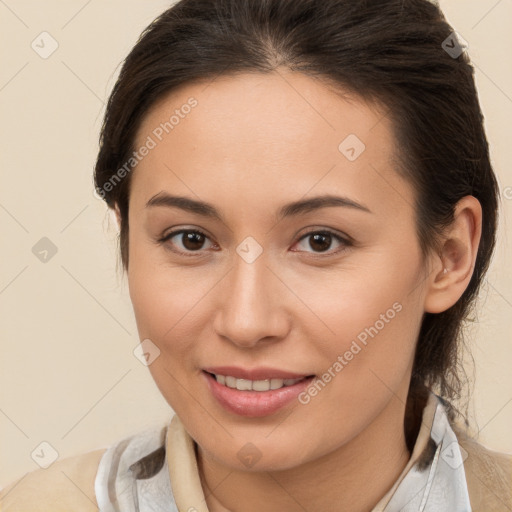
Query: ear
423 195 482 314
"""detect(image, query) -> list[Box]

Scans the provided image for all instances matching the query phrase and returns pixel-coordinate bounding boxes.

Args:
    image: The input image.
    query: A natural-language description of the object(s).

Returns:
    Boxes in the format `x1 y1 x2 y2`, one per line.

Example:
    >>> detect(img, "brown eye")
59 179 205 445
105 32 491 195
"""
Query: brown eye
309 233 333 252
293 230 350 255
159 229 214 255
180 231 207 251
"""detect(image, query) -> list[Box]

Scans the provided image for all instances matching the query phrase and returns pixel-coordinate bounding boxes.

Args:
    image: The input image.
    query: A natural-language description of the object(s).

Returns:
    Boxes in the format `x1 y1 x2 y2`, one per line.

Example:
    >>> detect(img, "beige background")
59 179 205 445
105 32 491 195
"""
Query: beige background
1 0 511 489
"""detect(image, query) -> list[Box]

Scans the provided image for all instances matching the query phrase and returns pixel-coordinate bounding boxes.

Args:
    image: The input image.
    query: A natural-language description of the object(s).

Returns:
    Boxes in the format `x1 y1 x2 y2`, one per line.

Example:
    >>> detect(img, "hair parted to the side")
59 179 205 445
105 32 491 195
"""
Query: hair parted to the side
94 0 499 429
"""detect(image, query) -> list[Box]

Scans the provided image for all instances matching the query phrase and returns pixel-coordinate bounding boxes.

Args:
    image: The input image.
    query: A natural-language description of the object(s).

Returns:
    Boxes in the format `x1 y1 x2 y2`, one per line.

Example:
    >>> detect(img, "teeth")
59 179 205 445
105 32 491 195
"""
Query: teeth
213 374 305 391
270 378 283 390
236 379 252 391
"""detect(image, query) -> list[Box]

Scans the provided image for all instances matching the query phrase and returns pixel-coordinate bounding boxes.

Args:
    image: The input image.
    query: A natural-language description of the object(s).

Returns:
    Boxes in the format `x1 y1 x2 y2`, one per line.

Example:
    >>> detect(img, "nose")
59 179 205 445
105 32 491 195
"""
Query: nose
212 249 291 348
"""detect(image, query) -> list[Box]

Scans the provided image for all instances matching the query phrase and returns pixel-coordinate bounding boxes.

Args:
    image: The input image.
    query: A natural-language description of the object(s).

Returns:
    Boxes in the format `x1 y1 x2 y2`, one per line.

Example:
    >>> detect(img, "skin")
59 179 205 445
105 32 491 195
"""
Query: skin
117 68 482 512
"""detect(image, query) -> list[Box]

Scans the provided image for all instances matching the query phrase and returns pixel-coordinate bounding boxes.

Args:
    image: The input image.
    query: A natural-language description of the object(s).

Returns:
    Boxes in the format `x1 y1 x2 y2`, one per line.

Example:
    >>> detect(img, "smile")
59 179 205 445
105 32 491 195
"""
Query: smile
208 372 308 392
202 371 316 417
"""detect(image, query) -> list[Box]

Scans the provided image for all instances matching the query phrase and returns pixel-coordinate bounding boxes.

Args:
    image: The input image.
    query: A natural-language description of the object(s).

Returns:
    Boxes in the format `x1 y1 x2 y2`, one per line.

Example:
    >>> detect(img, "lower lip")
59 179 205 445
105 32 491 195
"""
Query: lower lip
202 371 315 418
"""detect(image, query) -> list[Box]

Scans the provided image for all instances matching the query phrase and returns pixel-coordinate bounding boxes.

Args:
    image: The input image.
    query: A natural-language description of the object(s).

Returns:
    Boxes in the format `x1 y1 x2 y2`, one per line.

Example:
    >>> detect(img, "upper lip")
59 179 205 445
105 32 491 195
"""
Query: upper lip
203 366 313 381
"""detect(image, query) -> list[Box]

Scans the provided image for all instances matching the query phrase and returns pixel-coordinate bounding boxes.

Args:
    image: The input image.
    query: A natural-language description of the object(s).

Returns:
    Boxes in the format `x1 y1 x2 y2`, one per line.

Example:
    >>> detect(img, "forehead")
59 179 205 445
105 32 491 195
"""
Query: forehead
135 69 391 154
130 70 411 219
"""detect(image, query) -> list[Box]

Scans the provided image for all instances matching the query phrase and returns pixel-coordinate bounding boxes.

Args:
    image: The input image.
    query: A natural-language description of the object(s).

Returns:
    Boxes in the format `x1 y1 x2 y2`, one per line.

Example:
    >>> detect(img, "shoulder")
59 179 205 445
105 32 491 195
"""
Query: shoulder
453 424 512 511
0 448 106 512
0 422 172 512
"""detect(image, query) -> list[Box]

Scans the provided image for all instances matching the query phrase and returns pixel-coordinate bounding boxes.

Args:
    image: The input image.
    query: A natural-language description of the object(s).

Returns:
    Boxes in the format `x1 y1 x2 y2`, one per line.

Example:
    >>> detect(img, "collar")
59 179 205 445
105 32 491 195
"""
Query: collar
95 392 472 511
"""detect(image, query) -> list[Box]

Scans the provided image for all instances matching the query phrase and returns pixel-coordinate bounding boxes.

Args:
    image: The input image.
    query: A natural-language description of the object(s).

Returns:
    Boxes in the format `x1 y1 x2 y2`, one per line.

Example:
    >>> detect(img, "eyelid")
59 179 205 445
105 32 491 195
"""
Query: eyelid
296 226 353 243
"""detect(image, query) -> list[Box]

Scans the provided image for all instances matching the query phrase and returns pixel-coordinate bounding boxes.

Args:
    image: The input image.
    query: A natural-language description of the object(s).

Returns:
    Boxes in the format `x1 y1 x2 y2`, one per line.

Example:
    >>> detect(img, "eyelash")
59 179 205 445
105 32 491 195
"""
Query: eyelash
157 228 352 258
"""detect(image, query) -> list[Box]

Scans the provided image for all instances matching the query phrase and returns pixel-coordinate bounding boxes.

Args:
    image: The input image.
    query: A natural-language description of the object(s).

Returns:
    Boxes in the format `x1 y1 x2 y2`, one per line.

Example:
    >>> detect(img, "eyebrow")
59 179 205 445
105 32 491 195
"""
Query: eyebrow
145 192 372 222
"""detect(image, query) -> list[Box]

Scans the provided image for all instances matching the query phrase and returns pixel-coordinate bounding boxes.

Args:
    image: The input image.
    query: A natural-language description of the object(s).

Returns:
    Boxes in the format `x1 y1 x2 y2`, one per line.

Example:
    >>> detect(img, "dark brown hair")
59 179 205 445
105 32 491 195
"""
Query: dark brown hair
94 0 499 426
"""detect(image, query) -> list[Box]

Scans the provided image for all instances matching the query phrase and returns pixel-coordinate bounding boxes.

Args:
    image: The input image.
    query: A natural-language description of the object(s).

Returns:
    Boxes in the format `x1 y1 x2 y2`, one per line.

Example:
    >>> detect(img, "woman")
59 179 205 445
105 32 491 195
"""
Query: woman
1 0 511 510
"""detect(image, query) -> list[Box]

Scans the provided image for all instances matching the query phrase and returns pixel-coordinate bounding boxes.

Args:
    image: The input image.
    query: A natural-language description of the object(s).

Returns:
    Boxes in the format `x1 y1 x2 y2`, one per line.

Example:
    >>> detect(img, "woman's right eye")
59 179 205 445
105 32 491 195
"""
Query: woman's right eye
158 229 216 256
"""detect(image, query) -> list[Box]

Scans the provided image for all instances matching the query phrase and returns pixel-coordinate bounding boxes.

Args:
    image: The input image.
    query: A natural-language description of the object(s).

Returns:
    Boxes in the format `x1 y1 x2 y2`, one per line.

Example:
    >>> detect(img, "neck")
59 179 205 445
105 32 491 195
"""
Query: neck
197 394 415 512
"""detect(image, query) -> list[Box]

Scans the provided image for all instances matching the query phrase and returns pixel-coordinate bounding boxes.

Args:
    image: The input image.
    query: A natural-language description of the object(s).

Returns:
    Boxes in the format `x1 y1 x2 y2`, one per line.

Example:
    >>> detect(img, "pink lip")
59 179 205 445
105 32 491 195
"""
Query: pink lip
202 365 311 381
202 371 315 418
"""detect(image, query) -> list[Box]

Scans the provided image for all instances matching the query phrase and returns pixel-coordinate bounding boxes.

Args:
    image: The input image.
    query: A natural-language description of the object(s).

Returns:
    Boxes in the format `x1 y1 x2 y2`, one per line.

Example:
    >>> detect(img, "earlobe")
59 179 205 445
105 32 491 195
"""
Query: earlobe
423 195 482 314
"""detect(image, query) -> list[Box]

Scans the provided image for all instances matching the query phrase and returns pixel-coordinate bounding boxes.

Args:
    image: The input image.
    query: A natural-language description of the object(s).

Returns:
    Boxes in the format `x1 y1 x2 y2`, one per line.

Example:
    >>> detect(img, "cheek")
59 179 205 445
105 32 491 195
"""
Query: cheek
127 247 222 377
312 292 417 390
127 258 205 412
282 249 420 347
127 225 196 339
292 301 420 452
287 253 422 402
128 265 197 343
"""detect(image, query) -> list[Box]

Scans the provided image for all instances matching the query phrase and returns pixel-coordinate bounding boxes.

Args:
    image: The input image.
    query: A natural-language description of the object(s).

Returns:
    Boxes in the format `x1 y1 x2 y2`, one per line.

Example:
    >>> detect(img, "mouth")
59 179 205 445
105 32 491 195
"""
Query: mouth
202 370 316 417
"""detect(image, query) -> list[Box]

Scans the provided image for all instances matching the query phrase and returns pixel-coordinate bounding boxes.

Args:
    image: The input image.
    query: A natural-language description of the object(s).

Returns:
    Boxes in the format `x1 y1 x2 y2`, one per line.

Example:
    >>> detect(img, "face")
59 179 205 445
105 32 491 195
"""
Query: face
126 69 431 471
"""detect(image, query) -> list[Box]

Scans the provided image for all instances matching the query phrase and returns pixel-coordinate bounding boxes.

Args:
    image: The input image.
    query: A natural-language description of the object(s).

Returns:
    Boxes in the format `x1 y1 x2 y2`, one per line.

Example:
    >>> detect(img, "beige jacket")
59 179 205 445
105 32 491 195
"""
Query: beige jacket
1 393 511 511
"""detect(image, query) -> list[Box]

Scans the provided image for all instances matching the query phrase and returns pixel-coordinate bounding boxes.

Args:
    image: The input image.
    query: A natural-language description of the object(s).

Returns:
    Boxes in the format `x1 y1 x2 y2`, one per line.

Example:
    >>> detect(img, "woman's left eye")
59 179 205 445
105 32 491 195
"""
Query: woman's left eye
292 230 351 255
